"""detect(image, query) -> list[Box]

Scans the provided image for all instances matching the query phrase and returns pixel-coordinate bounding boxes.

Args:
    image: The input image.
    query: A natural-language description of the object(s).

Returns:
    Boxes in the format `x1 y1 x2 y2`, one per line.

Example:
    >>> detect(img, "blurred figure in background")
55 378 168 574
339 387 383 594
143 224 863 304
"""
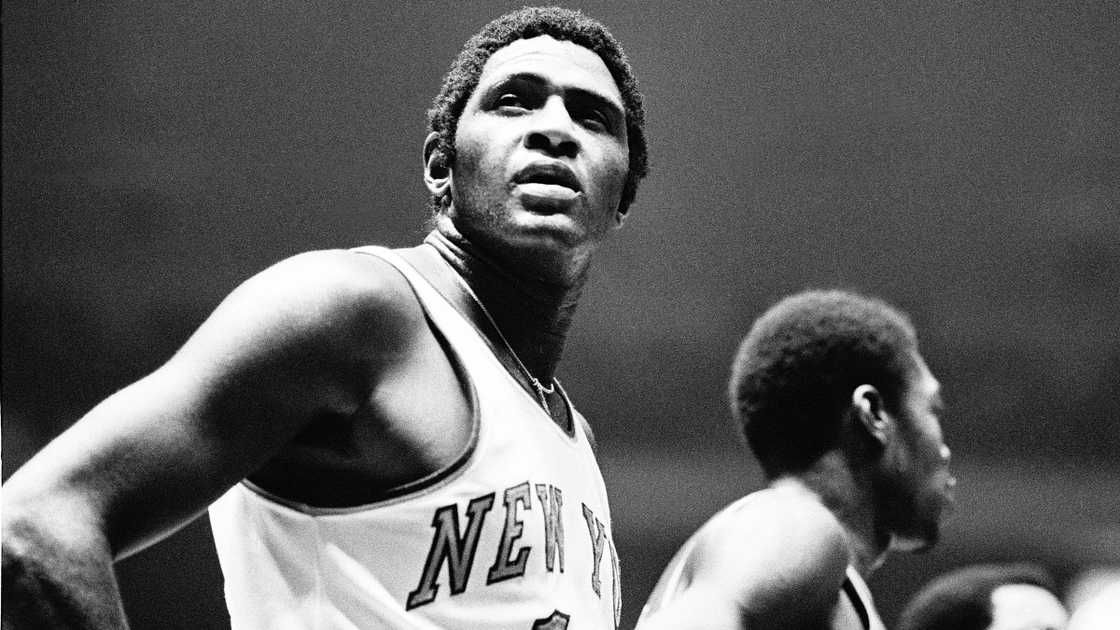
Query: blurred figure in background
637 289 955 630
897 562 1068 630
1065 567 1120 630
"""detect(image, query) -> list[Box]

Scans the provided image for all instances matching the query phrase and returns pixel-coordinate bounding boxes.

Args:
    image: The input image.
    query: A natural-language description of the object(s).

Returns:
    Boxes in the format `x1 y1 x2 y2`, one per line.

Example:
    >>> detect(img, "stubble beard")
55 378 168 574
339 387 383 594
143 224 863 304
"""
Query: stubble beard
872 458 942 554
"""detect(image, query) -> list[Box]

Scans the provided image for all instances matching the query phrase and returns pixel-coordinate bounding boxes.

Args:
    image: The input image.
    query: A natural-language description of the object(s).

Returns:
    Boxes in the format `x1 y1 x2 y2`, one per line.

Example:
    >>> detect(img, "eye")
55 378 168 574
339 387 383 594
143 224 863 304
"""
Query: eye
580 109 609 131
495 93 528 111
567 94 620 134
570 104 610 131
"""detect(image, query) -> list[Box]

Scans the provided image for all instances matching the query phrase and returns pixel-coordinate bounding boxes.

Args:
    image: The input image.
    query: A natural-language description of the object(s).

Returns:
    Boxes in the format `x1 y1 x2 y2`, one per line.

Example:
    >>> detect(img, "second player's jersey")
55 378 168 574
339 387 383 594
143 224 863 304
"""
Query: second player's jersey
842 566 886 630
209 245 620 630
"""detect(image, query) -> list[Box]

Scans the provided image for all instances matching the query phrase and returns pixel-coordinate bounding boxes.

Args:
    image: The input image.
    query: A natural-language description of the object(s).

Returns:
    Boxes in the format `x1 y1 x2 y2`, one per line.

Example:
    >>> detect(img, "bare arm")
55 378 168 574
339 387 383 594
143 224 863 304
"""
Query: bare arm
637 491 851 630
2 250 415 629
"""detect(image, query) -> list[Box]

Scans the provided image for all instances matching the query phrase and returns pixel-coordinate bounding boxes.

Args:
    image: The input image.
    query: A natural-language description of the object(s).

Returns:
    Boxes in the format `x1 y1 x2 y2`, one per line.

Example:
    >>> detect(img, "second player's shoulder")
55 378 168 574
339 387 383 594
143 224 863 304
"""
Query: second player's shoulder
638 489 852 630
687 487 851 610
700 486 847 551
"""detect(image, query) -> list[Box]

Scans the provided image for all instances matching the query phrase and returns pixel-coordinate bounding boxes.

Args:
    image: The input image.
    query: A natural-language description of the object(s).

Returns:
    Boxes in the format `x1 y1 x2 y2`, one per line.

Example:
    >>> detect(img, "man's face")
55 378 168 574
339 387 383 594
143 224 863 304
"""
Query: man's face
987 583 1068 630
879 353 956 551
446 35 630 282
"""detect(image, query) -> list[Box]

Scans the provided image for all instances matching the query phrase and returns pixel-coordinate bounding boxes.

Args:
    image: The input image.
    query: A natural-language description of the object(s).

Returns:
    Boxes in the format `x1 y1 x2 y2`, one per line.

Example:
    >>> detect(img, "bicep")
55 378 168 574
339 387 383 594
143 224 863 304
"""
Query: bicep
4 251 406 557
0 351 313 628
6 362 277 557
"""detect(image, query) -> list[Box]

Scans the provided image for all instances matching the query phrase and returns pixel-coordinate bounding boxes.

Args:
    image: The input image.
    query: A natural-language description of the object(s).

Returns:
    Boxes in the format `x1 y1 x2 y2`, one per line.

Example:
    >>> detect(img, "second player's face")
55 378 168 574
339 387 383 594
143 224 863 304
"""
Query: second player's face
880 353 955 551
447 35 630 282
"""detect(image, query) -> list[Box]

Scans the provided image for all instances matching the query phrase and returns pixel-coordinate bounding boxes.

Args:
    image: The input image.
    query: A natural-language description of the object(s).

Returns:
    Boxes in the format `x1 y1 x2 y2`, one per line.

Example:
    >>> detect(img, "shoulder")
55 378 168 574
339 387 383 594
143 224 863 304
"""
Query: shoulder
683 489 851 622
205 248 423 347
695 487 847 558
240 248 419 322
167 247 433 400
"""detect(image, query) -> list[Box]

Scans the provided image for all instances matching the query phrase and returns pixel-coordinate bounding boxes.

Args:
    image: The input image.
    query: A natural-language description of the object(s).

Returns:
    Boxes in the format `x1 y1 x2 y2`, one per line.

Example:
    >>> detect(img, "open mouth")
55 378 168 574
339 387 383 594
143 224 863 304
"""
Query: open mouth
513 163 582 194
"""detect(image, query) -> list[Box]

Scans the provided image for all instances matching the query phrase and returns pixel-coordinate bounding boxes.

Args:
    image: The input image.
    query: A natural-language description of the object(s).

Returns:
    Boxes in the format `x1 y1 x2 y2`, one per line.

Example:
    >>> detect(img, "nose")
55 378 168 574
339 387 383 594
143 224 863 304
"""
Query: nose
524 95 578 158
940 444 951 463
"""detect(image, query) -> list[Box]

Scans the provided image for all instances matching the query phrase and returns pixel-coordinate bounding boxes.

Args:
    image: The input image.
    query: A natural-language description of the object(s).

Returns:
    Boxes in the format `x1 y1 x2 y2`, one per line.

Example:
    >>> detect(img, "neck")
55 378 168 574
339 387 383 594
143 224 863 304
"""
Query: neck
426 227 582 382
771 453 891 578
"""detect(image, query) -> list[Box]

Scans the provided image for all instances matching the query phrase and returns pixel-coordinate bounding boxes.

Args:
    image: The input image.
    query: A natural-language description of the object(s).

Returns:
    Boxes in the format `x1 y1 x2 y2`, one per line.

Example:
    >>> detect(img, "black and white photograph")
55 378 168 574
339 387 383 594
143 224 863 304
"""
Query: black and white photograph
4 3 1118 628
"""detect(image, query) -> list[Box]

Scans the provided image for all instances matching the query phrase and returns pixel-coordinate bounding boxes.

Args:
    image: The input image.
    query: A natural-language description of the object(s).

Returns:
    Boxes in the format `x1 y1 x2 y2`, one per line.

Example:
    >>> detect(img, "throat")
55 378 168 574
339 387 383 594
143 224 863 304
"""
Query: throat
417 231 576 433
425 230 577 379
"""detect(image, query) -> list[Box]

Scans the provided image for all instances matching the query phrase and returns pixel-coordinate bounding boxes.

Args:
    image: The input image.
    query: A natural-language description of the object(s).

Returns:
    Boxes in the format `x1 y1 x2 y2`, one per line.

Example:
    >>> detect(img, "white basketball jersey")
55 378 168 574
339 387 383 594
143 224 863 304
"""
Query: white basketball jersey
209 246 620 630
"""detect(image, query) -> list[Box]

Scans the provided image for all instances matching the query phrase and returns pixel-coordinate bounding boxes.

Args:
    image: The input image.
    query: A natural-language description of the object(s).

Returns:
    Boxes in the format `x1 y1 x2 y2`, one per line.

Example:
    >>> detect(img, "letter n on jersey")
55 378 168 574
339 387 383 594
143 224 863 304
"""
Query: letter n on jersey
406 493 496 609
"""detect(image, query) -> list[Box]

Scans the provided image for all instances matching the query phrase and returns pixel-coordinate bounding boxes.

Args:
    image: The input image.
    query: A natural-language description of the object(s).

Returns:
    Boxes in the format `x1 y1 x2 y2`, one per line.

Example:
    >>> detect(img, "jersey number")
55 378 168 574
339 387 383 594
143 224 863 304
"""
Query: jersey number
531 609 570 630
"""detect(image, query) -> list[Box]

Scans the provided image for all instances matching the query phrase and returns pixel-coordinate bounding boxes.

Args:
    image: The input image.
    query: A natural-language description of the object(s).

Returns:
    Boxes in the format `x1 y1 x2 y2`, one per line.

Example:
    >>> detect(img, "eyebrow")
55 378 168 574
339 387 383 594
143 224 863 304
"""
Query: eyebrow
483 72 625 124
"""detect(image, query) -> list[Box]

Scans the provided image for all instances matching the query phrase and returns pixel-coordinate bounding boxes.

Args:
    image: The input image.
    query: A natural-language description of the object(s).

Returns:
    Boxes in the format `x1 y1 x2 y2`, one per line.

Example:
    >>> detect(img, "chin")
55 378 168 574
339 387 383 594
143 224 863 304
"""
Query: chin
891 531 936 551
890 521 941 553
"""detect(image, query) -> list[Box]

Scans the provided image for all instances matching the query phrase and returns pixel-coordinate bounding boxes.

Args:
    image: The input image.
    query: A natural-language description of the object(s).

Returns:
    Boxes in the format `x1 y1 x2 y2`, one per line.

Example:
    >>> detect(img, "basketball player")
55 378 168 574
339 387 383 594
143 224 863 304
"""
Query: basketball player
897 563 1068 630
2 7 648 629
637 290 955 630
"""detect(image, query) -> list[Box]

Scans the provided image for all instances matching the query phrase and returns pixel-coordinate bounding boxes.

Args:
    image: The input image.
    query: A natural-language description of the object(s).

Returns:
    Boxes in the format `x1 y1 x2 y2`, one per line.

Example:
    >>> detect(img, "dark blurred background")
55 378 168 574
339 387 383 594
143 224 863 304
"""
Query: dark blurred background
4 2 1118 628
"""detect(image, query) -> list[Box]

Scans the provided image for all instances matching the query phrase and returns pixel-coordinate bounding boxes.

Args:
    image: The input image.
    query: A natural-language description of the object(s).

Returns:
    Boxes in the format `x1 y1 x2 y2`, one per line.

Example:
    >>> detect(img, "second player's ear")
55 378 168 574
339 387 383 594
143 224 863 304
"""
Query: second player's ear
423 132 451 198
852 384 890 446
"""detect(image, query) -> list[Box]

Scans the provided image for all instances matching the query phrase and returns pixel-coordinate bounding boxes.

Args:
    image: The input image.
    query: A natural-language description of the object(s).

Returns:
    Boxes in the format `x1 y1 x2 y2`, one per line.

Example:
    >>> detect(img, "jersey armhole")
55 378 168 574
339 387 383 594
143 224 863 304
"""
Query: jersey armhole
343 246 483 506
238 247 483 514
842 576 872 630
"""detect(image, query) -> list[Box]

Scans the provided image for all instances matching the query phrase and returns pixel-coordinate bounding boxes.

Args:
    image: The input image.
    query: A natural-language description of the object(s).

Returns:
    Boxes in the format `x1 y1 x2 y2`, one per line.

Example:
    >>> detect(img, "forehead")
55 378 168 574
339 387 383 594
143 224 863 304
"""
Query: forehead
905 352 941 402
474 35 623 105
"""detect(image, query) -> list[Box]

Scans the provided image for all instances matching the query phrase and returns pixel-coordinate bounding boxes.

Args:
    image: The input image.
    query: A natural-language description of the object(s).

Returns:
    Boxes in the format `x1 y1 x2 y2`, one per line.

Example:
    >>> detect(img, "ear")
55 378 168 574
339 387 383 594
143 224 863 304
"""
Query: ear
851 384 891 446
423 131 452 199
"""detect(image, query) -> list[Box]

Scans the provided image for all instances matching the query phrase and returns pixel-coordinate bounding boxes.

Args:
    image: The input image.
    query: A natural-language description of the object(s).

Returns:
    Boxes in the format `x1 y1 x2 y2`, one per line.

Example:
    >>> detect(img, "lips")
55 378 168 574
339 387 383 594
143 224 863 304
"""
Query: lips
512 162 582 193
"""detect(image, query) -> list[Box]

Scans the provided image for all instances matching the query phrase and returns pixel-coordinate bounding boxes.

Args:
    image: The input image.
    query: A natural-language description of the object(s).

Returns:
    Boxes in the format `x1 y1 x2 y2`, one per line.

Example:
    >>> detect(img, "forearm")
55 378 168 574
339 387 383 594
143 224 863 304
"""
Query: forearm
2 512 130 630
